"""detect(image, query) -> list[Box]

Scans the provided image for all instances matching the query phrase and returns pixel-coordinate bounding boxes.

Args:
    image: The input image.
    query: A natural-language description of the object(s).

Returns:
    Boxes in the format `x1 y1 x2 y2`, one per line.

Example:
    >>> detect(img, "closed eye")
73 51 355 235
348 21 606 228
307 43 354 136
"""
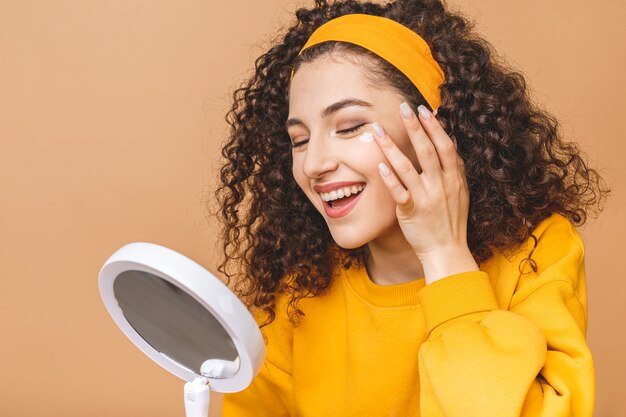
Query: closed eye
290 123 366 149
337 123 366 134
291 139 308 149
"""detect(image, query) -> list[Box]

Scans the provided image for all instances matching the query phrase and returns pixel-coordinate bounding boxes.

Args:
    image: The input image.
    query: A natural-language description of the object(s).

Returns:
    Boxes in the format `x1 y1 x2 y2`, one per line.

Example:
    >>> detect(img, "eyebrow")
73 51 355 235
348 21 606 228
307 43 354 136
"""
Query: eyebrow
285 98 373 129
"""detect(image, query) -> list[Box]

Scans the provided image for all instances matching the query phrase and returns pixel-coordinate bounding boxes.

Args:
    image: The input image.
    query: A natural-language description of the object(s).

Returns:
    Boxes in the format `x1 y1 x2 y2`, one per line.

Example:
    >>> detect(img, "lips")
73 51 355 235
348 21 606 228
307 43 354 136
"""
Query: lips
328 188 362 209
313 181 366 194
321 186 365 219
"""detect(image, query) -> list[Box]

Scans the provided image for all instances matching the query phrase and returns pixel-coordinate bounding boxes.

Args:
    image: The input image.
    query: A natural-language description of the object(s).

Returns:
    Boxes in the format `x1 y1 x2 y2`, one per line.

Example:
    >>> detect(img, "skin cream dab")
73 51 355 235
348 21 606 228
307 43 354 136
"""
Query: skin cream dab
358 132 374 143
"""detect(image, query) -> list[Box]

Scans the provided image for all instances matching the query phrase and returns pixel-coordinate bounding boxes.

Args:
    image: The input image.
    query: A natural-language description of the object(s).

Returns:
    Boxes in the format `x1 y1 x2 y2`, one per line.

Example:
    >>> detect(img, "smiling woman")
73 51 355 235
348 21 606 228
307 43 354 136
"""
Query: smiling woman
287 57 420 250
211 0 608 416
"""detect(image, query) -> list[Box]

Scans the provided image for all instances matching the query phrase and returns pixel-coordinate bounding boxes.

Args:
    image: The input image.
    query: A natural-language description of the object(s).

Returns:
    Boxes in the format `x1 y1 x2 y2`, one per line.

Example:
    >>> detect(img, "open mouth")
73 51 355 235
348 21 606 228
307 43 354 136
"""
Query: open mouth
319 183 366 210
320 185 366 219
327 187 364 208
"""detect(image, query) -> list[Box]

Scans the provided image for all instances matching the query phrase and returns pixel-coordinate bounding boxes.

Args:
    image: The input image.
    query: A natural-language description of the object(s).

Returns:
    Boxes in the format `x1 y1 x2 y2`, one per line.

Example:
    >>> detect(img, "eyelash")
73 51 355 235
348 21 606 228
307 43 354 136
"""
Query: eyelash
290 123 366 148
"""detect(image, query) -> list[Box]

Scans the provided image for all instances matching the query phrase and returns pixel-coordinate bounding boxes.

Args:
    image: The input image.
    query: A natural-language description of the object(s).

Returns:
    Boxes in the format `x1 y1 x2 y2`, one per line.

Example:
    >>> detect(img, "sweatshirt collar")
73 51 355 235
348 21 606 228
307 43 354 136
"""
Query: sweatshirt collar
341 261 426 308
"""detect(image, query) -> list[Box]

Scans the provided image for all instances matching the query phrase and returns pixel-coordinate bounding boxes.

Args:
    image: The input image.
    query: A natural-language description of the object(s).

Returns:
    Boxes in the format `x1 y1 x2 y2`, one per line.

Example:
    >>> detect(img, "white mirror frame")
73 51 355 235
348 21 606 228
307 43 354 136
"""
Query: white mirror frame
98 242 265 393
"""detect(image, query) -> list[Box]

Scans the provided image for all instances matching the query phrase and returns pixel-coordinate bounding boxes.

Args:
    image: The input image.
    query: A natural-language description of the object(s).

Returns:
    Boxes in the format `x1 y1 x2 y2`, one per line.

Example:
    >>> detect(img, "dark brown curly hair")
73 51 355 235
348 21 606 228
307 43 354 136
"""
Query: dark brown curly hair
208 0 609 328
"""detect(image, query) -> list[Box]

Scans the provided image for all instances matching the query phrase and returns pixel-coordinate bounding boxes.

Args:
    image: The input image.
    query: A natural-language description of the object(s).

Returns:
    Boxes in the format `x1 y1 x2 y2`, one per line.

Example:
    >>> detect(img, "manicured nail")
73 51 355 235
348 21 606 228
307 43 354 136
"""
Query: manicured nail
378 162 391 177
417 105 431 121
372 122 385 138
400 102 413 119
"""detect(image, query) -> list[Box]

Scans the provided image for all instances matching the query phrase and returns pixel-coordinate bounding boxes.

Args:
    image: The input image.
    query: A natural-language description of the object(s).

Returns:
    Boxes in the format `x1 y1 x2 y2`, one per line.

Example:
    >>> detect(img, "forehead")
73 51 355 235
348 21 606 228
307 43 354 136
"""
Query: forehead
288 56 381 113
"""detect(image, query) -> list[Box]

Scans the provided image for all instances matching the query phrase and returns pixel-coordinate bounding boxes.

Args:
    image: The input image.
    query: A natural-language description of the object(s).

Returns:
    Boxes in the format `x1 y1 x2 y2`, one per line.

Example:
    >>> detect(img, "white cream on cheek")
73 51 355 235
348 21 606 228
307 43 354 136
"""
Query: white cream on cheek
358 131 374 143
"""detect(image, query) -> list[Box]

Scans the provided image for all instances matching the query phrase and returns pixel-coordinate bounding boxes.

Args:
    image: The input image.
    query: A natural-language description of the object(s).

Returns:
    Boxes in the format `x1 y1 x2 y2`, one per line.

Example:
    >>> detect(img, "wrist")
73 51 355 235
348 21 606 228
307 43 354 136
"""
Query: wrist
418 245 479 285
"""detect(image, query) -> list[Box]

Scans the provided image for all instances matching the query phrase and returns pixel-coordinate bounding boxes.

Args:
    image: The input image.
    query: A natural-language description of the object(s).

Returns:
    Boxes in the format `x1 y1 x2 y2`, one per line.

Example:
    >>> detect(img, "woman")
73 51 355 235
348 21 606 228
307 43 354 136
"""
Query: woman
211 0 608 415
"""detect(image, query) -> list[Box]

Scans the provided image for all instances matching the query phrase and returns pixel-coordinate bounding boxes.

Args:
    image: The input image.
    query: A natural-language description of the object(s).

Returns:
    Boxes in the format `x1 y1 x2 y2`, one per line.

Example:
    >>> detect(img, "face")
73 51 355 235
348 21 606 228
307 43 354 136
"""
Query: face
287 55 420 249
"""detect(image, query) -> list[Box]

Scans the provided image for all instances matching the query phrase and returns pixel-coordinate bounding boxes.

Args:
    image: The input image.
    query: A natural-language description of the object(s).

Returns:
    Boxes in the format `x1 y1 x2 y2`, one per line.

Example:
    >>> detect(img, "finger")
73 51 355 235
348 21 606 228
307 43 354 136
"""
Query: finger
377 161 414 211
372 122 425 201
452 138 469 191
398 102 443 180
415 104 459 174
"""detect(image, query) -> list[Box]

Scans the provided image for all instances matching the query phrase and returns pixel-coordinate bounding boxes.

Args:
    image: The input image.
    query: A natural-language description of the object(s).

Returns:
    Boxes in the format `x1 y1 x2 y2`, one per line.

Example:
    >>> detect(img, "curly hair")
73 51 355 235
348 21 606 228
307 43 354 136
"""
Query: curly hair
209 0 609 328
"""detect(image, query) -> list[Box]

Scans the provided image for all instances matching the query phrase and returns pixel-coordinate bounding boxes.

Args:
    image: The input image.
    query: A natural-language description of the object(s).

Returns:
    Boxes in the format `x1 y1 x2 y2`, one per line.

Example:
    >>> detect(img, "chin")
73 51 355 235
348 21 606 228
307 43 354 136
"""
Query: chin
333 241 364 250
328 228 373 250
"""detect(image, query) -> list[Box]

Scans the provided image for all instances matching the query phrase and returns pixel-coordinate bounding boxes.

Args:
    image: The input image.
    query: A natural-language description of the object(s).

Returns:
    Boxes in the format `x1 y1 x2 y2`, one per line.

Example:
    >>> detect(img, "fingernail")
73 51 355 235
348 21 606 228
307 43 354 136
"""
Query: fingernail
417 105 431 121
372 122 385 139
400 102 413 119
378 162 391 177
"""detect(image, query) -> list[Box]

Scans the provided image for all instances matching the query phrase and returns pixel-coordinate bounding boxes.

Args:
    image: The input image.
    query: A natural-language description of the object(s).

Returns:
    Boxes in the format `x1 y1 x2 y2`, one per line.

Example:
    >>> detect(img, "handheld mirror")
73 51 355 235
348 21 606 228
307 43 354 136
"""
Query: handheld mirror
99 242 265 417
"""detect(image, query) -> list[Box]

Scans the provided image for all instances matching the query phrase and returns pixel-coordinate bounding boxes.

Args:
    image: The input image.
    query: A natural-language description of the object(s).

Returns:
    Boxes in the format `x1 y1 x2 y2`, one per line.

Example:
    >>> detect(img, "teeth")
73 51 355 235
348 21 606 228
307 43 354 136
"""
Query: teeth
320 185 365 202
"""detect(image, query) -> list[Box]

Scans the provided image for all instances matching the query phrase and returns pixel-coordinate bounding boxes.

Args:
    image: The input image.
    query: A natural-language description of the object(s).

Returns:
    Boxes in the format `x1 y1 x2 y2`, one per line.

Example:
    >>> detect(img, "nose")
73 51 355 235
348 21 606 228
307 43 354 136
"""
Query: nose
301 133 339 179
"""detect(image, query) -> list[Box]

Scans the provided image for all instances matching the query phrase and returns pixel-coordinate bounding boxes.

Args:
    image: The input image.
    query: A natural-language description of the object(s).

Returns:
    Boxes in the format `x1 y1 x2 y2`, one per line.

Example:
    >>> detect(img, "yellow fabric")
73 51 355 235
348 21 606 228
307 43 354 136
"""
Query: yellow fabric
221 213 595 417
290 14 445 110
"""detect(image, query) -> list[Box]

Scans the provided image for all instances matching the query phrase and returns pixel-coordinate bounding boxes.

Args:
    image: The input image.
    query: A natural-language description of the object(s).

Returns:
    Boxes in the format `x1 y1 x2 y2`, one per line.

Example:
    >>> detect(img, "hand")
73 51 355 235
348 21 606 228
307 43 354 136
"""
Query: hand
372 102 478 284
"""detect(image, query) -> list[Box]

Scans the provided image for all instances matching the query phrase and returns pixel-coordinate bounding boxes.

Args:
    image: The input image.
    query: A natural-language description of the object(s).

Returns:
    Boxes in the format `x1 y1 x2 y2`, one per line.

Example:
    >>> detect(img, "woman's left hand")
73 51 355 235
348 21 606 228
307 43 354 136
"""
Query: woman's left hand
372 102 478 284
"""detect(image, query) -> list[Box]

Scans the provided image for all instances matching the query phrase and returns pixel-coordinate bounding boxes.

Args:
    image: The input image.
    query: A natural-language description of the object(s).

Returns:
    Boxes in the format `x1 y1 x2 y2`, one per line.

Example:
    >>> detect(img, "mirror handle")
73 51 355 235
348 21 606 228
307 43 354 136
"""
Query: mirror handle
184 377 211 417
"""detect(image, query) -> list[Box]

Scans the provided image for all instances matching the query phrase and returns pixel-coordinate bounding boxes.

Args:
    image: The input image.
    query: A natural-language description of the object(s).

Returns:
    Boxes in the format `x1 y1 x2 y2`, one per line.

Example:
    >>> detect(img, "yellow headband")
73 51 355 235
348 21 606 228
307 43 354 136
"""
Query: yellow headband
290 14 445 110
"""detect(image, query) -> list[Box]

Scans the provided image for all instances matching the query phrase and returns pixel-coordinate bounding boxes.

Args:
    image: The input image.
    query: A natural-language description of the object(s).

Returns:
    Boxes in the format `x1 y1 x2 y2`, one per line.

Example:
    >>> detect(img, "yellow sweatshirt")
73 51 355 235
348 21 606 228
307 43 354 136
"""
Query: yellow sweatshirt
221 213 594 416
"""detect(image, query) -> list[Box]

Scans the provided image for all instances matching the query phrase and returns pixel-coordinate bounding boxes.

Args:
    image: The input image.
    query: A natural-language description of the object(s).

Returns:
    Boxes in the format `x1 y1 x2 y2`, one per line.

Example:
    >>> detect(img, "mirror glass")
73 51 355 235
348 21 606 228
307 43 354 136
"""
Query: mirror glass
113 270 240 378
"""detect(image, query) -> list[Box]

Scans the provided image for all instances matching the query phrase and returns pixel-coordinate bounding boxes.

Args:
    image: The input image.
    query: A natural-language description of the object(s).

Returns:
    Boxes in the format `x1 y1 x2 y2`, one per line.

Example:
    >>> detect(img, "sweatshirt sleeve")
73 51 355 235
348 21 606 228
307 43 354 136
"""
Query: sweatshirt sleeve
221 292 296 417
416 218 594 417
220 357 294 417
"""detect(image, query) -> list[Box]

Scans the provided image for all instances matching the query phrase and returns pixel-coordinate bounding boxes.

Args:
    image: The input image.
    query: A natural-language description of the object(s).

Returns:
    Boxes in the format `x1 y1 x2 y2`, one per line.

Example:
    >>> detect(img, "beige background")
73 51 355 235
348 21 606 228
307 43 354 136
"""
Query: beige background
0 0 623 416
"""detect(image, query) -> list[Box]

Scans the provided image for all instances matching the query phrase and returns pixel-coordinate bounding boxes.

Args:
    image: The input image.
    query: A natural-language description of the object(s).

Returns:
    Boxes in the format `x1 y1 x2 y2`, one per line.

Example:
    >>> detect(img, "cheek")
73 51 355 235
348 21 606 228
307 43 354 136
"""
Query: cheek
348 138 386 167
344 142 395 204
385 129 420 171
291 161 307 191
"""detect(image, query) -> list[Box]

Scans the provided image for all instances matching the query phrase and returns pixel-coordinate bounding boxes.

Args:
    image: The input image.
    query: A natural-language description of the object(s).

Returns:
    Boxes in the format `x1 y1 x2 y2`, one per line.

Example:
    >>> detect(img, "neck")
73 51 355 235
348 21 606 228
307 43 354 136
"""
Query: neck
365 224 424 286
